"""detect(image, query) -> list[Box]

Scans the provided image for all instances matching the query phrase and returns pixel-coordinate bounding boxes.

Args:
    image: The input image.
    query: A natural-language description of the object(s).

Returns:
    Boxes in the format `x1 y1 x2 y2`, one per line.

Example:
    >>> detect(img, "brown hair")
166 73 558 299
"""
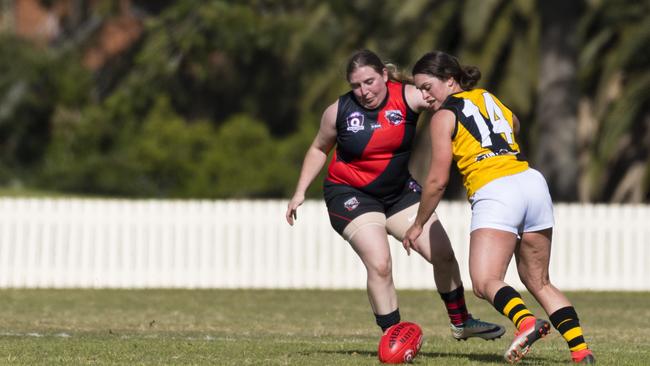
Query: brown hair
346 49 408 83
412 51 481 90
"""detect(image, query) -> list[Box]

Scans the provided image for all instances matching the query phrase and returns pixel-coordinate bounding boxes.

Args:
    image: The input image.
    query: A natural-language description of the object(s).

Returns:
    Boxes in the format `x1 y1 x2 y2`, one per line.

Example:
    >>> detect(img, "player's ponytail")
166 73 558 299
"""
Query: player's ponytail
385 63 412 84
459 65 481 90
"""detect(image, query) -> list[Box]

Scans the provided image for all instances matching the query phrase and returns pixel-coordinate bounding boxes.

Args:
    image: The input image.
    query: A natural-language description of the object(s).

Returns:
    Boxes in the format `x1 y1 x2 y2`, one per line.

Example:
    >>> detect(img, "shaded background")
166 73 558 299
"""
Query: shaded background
0 0 648 202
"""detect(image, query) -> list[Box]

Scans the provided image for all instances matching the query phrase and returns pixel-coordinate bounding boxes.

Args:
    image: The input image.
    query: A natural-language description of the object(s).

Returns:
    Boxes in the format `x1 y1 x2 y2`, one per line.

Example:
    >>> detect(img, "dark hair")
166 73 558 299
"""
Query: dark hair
346 49 407 83
412 51 481 90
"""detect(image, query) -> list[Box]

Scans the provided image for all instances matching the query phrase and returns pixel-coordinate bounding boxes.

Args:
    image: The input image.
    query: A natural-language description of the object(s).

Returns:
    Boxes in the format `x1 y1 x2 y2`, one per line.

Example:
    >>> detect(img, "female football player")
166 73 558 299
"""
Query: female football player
403 50 595 364
286 49 503 342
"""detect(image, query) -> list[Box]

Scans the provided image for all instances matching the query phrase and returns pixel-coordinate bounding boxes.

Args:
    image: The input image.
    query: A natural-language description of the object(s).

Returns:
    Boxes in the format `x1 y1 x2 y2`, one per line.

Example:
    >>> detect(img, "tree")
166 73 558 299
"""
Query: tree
577 0 650 202
3 0 649 201
534 0 583 201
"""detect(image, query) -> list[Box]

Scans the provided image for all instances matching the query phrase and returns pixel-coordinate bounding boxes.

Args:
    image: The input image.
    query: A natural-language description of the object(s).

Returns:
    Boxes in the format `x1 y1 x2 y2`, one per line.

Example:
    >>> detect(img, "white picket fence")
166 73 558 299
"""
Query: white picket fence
0 198 648 290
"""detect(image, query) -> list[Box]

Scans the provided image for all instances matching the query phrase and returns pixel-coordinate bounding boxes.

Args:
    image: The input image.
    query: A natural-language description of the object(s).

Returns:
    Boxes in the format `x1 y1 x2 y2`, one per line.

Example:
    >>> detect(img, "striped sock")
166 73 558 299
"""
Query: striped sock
375 308 400 332
493 286 535 330
550 306 589 352
439 285 470 326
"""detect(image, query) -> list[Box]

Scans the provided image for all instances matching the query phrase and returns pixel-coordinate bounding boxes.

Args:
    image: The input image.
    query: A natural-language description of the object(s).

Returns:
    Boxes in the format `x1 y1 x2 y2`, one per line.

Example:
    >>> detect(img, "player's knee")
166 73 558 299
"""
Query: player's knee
470 279 488 299
429 244 456 266
368 259 393 279
521 275 551 294
471 285 487 300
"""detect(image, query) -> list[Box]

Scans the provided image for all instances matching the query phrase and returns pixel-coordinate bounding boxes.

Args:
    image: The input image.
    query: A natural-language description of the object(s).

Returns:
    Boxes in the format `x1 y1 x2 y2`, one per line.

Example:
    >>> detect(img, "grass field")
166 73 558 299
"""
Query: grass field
0 289 648 365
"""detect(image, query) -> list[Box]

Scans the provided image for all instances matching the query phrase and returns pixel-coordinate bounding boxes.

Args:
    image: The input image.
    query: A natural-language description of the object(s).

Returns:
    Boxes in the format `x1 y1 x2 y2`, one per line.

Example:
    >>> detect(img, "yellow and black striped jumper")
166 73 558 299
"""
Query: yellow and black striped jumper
441 88 590 356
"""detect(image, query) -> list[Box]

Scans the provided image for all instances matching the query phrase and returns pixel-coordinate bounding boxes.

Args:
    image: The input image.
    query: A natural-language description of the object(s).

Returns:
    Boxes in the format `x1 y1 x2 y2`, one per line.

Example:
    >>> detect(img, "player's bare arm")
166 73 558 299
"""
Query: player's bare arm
402 109 455 252
285 102 338 225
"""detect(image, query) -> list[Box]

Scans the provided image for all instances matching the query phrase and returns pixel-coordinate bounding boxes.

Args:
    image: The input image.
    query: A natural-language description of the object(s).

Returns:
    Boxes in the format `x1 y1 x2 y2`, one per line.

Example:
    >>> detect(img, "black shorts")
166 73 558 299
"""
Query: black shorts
323 178 422 236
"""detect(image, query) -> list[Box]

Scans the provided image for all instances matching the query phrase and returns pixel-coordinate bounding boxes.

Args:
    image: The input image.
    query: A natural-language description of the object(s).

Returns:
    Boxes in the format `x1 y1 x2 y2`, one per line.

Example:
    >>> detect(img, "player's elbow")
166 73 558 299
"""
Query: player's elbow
426 175 448 194
310 143 330 157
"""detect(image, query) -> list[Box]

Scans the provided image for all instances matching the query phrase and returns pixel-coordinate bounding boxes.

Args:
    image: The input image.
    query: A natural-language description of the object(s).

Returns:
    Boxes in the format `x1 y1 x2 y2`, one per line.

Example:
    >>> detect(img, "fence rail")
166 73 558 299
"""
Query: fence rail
0 198 647 290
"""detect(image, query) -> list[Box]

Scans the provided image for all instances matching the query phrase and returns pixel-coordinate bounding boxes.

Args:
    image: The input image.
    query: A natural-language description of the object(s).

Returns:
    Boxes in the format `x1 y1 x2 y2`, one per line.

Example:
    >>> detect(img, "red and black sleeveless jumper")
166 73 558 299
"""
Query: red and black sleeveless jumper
323 81 421 234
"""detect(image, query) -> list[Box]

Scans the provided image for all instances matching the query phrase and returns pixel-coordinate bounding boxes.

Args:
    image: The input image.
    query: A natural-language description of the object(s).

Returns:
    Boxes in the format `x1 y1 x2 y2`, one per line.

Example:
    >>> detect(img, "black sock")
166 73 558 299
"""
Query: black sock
439 285 469 326
375 308 400 332
493 286 534 329
550 306 589 352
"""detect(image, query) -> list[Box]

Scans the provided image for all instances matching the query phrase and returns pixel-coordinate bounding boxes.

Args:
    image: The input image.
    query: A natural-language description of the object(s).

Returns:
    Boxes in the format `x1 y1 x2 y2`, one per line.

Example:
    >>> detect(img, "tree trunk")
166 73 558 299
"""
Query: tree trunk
534 0 583 201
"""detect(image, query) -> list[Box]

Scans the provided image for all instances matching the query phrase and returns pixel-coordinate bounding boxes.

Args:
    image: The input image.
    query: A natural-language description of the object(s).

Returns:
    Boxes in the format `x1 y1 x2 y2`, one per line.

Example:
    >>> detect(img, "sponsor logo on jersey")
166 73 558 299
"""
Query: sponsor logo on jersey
385 110 404 126
344 197 360 211
475 149 517 162
346 112 365 133
370 123 382 130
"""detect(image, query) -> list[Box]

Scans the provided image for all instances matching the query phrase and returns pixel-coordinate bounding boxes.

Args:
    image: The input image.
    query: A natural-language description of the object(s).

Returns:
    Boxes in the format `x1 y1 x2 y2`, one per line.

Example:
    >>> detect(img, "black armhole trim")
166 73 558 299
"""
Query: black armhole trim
335 94 349 125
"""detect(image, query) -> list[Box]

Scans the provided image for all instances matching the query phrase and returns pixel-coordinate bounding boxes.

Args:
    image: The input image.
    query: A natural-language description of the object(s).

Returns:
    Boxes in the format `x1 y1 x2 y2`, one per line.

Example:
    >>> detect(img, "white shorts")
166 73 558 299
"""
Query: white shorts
469 168 554 234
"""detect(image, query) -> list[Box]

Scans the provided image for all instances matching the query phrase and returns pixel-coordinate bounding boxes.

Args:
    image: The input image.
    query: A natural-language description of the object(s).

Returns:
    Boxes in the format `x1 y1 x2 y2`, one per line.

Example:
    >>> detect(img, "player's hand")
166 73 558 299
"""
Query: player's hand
402 224 423 256
285 194 305 226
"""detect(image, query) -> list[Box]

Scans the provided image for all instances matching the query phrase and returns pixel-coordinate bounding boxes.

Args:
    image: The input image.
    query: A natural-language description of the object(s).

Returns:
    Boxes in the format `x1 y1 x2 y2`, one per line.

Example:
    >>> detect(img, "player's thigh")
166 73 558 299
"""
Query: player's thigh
516 228 553 285
325 187 384 240
468 177 521 283
384 180 421 241
469 228 518 283
347 219 392 274
324 187 393 272
383 181 449 251
386 204 452 263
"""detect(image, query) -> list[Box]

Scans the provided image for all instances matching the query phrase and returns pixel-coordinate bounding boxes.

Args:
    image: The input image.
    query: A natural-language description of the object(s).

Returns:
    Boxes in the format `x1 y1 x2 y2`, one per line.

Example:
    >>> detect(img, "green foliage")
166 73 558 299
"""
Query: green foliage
1 0 648 201
194 111 319 199
41 95 310 198
578 0 650 201
273 114 323 198
195 114 275 198
0 36 90 182
124 96 214 197
460 0 538 121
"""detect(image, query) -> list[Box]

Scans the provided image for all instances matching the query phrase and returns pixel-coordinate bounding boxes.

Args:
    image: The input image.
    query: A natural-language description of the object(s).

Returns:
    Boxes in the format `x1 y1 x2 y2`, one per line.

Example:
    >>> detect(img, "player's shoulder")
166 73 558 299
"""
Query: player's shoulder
402 83 427 113
321 100 339 125
453 88 488 99
443 88 490 108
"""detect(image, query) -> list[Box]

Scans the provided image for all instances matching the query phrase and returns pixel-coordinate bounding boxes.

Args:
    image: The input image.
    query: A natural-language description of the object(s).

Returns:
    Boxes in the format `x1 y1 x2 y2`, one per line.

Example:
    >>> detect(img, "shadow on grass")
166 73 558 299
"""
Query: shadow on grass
302 349 542 364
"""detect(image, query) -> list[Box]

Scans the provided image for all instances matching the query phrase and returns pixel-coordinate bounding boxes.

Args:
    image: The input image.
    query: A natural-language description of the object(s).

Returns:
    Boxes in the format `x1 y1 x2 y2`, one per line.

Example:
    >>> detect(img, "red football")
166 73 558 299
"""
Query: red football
377 321 423 364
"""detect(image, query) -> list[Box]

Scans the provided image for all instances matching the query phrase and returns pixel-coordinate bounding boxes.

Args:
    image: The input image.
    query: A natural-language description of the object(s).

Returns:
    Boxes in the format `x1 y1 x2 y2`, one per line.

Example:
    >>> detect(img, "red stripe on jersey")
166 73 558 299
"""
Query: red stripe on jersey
327 81 408 188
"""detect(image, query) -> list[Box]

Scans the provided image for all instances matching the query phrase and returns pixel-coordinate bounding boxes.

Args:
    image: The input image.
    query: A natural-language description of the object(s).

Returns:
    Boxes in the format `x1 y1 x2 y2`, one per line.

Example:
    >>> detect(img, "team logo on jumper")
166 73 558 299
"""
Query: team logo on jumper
385 110 404 125
408 180 422 193
344 197 360 211
346 112 365 133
